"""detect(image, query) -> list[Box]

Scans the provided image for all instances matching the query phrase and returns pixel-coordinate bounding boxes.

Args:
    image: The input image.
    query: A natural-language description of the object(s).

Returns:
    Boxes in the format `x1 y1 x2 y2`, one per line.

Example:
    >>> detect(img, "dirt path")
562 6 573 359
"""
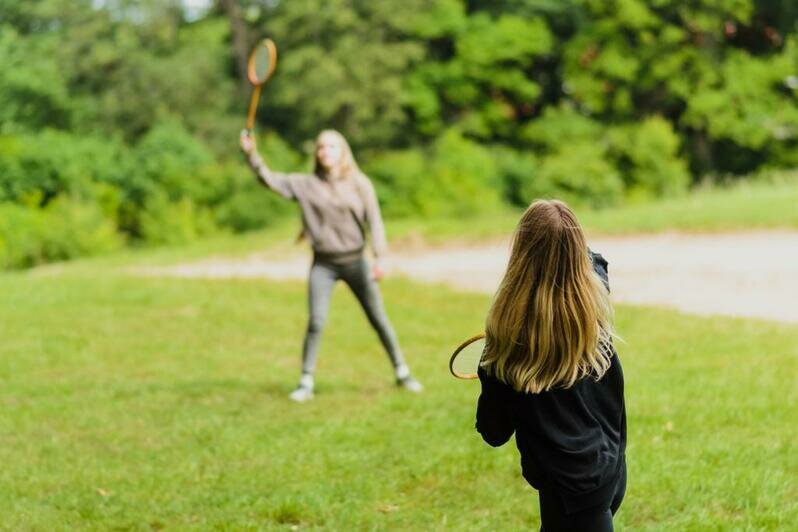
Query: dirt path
137 231 798 323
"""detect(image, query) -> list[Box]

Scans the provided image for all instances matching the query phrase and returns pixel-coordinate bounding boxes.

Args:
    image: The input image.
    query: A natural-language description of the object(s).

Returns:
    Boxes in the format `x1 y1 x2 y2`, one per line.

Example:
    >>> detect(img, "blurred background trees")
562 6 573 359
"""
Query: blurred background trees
1 0 796 267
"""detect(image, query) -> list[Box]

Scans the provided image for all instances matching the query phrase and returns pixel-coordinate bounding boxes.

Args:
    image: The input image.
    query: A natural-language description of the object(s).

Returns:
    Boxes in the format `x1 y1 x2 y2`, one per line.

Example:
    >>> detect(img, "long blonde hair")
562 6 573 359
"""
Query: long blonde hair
314 129 362 180
483 200 615 393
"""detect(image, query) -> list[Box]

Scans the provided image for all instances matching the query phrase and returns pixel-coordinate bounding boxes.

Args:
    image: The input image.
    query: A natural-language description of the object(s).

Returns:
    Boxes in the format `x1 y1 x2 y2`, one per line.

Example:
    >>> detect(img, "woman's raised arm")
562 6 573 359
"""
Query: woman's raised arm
240 130 296 200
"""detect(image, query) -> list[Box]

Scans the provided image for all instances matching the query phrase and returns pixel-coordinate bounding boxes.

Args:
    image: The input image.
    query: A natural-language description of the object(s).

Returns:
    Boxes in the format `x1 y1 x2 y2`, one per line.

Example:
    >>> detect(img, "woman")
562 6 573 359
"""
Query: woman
240 129 422 402
475 200 626 531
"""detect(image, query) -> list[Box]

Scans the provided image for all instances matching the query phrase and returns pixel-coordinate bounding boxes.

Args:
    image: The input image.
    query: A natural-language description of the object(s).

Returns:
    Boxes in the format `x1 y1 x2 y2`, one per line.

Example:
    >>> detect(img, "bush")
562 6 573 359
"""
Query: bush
366 128 502 217
118 121 219 238
523 143 624 208
609 116 690 198
138 194 219 246
516 105 623 207
364 149 429 218
0 130 129 204
490 146 540 207
428 129 502 216
0 203 45 269
520 104 603 149
40 197 123 261
127 121 214 203
0 198 122 269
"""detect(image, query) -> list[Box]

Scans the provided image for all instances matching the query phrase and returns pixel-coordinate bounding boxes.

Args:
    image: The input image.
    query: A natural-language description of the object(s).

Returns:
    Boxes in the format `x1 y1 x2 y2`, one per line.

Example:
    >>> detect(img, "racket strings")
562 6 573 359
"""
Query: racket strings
450 336 486 379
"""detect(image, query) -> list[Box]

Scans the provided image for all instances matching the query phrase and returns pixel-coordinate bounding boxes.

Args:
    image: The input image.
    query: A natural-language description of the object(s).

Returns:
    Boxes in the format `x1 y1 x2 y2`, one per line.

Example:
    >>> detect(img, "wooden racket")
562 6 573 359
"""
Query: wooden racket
245 38 278 132
449 333 486 380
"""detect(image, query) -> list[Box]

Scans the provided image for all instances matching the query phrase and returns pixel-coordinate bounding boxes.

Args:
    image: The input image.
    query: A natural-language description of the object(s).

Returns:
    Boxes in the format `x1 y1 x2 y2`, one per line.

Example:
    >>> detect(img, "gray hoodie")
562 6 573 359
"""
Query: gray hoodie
247 151 388 263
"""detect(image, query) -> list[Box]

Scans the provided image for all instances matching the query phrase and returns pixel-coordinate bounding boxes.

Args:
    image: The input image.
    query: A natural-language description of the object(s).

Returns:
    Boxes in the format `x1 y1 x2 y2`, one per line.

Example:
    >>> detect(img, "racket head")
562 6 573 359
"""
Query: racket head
449 333 486 380
247 38 278 85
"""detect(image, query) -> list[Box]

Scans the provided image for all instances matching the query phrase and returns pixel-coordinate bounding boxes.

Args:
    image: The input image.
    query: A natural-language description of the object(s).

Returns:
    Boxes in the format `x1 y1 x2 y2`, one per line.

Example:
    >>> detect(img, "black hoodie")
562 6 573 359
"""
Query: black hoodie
475 252 626 514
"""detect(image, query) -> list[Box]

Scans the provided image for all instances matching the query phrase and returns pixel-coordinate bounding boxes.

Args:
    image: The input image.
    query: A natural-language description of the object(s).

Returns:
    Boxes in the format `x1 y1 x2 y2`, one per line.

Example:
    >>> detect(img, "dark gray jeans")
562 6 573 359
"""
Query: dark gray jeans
301 255 407 375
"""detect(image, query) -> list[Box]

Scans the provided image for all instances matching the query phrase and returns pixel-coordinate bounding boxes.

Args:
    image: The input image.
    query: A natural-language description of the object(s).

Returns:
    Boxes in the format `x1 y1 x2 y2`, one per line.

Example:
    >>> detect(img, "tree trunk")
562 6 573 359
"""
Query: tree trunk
690 129 714 180
221 0 249 87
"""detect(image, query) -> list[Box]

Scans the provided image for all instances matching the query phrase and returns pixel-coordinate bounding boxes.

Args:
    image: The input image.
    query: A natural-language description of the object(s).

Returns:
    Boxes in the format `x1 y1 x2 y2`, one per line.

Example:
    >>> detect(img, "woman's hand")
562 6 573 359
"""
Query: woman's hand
372 263 385 282
240 130 256 155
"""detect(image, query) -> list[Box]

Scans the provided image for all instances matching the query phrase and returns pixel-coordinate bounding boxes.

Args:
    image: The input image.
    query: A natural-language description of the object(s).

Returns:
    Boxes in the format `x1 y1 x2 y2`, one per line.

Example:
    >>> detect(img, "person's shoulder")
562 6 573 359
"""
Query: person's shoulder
589 249 610 291
352 172 375 189
287 172 315 187
478 365 515 392
477 365 497 385
589 249 608 269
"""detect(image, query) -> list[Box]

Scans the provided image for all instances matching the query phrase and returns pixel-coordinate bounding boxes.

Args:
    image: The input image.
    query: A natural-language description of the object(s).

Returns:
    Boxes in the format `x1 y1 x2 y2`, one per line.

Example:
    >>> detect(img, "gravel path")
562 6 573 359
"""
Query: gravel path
137 231 798 323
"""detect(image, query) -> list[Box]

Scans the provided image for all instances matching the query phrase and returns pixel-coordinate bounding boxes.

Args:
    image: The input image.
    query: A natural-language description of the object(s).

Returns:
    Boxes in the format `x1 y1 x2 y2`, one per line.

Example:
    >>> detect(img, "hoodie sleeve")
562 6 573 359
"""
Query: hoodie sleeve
475 366 515 447
590 251 610 293
359 176 388 262
247 151 297 200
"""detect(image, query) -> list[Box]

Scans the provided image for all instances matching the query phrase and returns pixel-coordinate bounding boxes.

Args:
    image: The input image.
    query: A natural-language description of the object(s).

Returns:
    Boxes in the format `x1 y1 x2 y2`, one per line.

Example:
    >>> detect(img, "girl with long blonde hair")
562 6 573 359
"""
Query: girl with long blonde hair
240 129 422 401
476 200 626 531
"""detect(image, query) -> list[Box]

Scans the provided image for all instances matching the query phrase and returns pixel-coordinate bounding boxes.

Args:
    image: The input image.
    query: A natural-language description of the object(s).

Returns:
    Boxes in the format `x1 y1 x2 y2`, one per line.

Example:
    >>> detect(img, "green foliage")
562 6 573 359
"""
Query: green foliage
128 121 213 203
40 196 123 261
520 104 602 147
0 197 121 269
0 130 128 204
261 0 429 148
683 48 798 150
402 9 552 140
529 143 624 207
1 0 797 269
519 105 626 205
138 194 218 246
490 146 539 206
609 116 690 198
366 129 501 217
0 203 45 269
0 26 71 132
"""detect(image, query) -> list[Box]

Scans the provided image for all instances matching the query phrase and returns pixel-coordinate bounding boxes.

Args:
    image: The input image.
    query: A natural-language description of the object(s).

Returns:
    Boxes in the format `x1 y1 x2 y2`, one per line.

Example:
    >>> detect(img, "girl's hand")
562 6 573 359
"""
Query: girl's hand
372 263 385 282
240 130 256 155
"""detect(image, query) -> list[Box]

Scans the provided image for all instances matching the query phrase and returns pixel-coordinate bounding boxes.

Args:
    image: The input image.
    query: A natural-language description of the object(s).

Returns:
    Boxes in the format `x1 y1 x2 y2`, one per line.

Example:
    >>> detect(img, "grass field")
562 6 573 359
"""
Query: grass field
388 176 798 243
1 269 796 530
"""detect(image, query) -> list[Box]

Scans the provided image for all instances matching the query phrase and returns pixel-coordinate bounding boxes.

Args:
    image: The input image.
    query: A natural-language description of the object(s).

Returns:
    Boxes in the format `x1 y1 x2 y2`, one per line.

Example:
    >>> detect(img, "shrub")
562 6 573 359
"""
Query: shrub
490 146 540 207
128 121 214 203
138 194 219 246
0 198 122 269
364 149 429 218
0 131 129 204
0 202 45 269
523 143 624 208
40 197 123 261
366 129 502 217
609 116 690 198
520 104 603 149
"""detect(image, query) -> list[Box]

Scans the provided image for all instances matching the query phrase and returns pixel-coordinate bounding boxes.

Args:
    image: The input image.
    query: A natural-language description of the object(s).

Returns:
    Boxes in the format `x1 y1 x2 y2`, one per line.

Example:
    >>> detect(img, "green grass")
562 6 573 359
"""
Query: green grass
580 176 798 235
389 176 798 243
1 270 796 530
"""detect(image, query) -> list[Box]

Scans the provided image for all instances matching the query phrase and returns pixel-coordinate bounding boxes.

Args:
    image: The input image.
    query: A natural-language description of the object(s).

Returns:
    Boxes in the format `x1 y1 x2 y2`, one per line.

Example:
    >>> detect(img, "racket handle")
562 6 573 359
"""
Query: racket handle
246 84 263 131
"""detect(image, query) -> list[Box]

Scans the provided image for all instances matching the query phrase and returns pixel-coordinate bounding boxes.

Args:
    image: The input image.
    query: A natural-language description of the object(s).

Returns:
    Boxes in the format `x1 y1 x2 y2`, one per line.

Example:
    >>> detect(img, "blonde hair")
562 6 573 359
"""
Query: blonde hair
483 199 615 393
314 129 361 180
